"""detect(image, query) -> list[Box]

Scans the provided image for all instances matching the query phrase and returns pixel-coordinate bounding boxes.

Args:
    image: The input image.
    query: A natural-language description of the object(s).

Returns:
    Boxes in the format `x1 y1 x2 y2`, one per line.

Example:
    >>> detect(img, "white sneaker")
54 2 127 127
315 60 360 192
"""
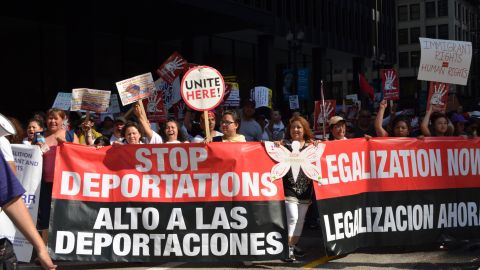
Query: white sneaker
283 246 296 262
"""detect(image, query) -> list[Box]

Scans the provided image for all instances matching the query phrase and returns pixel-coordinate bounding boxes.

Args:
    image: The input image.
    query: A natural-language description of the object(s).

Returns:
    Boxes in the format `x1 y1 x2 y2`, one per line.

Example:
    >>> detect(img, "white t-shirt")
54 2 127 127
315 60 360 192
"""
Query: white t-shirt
149 131 163 144
0 137 14 162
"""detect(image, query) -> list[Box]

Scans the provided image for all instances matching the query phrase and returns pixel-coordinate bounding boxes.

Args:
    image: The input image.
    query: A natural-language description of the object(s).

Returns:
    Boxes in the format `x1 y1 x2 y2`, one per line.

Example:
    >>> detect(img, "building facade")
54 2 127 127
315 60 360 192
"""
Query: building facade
396 0 480 111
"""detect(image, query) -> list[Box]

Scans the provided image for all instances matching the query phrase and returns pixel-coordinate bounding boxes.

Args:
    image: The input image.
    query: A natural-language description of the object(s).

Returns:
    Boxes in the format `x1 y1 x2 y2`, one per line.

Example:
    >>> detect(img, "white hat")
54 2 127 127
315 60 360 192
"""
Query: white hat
329 116 346 126
0 113 16 137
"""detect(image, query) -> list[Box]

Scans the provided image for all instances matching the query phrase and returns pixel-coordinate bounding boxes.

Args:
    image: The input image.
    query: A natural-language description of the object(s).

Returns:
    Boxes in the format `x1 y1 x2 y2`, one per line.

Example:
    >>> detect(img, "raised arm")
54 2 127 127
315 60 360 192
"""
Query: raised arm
420 106 433 137
375 100 389 137
133 102 154 140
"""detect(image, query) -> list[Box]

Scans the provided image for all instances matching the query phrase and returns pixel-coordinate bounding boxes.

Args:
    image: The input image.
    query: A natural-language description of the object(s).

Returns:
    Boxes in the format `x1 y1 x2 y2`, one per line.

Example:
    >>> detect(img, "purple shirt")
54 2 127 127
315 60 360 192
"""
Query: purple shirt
0 151 25 207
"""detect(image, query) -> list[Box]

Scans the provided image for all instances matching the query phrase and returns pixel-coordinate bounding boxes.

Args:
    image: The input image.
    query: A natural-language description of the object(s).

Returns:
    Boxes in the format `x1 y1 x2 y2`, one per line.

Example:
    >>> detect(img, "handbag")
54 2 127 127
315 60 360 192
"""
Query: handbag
0 238 17 270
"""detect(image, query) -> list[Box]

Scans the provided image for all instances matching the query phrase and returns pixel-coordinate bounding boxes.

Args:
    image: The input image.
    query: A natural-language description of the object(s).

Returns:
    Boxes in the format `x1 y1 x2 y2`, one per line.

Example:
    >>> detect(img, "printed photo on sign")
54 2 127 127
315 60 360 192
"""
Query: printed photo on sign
156 52 187 84
181 66 225 111
71 89 111 113
427 81 449 112
381 69 400 101
52 92 72 110
418 38 472 85
116 73 155 106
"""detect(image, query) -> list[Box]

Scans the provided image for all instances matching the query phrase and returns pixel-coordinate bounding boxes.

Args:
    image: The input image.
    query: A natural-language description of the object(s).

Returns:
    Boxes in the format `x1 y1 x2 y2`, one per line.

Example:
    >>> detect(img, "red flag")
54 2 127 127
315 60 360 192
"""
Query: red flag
358 73 374 100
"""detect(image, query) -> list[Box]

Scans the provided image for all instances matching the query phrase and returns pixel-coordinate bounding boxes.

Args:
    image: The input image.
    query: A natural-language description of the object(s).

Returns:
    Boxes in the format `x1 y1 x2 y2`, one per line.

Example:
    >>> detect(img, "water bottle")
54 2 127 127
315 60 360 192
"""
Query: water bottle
35 132 45 144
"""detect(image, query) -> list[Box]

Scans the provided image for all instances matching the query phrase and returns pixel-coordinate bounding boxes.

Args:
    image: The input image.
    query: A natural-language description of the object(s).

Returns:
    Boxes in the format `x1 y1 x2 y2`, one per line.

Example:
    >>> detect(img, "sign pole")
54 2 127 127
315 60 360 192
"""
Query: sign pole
320 80 327 139
203 111 211 141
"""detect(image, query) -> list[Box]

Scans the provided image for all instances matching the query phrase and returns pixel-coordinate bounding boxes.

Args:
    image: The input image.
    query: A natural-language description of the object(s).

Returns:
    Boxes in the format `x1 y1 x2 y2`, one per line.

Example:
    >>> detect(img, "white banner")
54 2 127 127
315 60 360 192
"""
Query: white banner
418 38 472 86
0 145 43 262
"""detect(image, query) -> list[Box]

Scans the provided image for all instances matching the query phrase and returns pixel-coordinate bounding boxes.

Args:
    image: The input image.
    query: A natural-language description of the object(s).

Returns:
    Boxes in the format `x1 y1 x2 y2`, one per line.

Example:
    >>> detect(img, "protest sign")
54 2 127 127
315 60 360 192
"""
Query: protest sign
313 137 480 256
156 52 187 84
155 77 182 111
418 38 472 85
297 68 310 100
222 83 240 107
116 73 155 106
427 81 449 112
71 89 111 113
107 94 121 114
181 66 225 111
52 92 72 110
344 94 360 122
0 145 42 262
49 143 287 262
142 84 167 123
250 86 272 108
314 100 336 136
289 95 299 110
381 69 399 100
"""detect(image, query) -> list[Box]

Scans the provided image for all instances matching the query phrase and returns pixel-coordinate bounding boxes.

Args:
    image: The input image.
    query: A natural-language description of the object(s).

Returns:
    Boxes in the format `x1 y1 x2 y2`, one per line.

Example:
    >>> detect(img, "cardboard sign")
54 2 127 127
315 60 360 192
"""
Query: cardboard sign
251 86 272 108
116 73 155 106
156 52 187 84
142 85 167 123
289 95 299 110
156 77 182 111
52 92 72 110
71 89 111 113
314 100 336 133
222 82 240 107
418 38 472 85
181 66 225 111
427 81 449 112
381 69 400 101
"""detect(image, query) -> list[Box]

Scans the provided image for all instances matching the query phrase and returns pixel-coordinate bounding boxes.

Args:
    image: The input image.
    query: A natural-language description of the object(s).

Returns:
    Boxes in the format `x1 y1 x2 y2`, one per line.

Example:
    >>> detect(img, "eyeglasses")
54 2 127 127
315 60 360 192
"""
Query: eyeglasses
221 120 235 126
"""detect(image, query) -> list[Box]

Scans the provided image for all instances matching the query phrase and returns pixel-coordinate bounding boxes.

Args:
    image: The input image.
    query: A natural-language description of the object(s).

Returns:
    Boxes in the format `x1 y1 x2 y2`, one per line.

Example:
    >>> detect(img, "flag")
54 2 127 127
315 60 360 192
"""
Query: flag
358 73 374 100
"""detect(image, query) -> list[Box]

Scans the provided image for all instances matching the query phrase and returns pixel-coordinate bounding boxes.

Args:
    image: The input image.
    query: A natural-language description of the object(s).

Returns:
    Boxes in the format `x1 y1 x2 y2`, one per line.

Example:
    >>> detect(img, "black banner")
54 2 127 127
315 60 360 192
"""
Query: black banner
50 200 287 262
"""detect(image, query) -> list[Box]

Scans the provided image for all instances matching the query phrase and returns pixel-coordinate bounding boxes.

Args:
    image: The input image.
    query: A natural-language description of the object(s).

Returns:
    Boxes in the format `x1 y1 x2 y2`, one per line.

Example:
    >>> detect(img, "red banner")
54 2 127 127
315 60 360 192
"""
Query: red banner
52 143 284 203
313 137 480 200
381 69 400 101
427 81 449 112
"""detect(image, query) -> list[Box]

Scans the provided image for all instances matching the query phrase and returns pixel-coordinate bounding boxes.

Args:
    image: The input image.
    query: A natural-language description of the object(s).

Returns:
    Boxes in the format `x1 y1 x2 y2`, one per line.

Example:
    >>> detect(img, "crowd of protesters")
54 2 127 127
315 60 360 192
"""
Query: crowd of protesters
1 95 480 267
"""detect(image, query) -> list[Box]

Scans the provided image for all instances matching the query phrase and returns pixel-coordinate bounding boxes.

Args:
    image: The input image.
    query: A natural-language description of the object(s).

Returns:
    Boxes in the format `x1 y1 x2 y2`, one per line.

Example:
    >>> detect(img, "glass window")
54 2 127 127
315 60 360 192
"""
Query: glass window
426 25 436 38
410 51 421 68
398 29 409 44
438 0 448 17
399 52 409 68
410 4 420 20
425 2 436 18
398 5 408 21
438 24 449 39
410 27 420 44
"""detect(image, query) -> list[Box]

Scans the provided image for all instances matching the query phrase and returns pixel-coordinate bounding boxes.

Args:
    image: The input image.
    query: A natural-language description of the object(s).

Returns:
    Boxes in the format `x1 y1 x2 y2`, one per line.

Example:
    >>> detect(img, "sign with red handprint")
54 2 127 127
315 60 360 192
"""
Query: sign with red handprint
156 52 187 84
427 81 449 112
381 69 400 101
314 100 336 133
142 85 167 123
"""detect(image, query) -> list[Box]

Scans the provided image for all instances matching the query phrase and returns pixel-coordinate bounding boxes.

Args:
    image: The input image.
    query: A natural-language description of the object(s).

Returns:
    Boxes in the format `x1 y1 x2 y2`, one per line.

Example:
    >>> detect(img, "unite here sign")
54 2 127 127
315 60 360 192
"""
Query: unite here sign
418 38 472 86
181 66 225 111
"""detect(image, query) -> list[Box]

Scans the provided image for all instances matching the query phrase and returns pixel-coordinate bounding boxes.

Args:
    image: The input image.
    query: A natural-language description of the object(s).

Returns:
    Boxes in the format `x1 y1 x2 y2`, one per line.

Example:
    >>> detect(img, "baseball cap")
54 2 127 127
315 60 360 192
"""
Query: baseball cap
450 113 468 124
329 116 346 126
114 116 127 124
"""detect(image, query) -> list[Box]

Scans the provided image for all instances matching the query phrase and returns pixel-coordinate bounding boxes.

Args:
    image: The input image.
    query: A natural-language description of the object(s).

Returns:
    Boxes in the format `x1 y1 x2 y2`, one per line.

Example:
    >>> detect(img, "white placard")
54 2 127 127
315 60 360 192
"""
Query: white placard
116 73 155 106
52 92 72 110
180 66 225 111
289 95 299 110
0 145 42 262
71 88 111 112
418 38 472 86
251 86 272 108
107 94 121 114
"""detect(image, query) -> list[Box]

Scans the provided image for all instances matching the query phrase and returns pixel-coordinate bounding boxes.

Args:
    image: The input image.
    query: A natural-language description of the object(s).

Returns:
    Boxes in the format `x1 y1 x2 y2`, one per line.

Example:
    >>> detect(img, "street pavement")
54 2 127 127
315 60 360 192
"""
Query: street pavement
18 226 480 269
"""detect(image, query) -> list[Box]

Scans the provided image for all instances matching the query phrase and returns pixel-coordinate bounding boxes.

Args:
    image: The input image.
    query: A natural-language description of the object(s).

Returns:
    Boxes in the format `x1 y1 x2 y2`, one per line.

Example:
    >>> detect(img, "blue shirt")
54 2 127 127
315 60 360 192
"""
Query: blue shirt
0 151 25 207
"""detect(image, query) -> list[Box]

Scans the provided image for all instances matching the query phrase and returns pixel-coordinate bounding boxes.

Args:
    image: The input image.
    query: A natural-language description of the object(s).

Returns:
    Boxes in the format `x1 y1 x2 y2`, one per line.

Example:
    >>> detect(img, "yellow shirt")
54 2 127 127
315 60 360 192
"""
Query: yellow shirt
222 134 246 142
78 129 102 145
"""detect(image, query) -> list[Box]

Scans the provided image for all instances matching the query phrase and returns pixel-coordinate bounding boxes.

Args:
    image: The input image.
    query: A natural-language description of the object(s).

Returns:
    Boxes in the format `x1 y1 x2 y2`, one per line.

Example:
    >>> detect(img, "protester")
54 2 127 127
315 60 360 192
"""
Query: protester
161 119 188 143
0 121 17 174
329 116 348 140
420 106 452 137
109 116 126 144
274 116 318 262
265 109 285 141
375 100 411 137
129 102 163 144
213 110 246 142
78 114 102 146
450 113 468 136
6 116 25 144
353 109 376 137
0 152 57 270
99 116 114 137
191 111 223 143
23 118 45 145
238 99 263 141
93 136 111 147
36 108 78 243
120 121 146 144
